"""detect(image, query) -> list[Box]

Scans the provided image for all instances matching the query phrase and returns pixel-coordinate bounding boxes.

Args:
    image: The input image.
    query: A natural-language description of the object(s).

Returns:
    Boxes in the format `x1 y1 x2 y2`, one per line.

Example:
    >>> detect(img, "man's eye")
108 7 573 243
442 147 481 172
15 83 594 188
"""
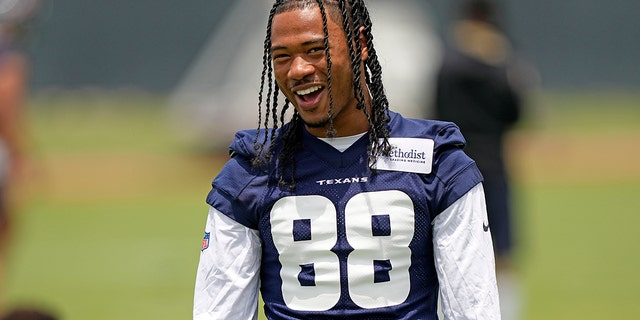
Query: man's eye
272 54 289 61
309 47 325 54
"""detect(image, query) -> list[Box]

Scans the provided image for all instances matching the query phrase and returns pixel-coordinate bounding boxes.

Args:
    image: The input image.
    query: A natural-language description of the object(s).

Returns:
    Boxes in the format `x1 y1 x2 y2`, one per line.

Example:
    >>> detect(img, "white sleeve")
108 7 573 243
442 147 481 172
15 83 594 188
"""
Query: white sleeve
193 206 262 320
433 183 501 320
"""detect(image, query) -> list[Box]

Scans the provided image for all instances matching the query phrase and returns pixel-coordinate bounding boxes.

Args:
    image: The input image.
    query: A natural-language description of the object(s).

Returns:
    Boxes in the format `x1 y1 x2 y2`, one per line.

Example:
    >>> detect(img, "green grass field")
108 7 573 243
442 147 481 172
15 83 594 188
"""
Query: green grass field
4 90 640 319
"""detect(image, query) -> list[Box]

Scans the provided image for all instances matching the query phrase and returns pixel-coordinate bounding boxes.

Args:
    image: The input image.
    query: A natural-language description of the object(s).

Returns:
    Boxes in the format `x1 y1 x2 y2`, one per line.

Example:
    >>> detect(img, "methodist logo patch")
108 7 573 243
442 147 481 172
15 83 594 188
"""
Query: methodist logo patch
373 138 434 174
201 232 210 252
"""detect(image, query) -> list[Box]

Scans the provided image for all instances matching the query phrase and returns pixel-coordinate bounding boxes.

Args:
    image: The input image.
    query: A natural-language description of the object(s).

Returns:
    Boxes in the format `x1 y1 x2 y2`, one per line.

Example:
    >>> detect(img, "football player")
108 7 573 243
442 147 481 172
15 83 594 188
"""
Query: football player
194 0 500 319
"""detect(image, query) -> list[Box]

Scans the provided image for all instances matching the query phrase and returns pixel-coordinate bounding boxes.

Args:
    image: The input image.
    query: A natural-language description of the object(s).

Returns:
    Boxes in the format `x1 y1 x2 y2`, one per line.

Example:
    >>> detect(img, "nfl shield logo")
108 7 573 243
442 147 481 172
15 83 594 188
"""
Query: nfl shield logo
201 232 210 251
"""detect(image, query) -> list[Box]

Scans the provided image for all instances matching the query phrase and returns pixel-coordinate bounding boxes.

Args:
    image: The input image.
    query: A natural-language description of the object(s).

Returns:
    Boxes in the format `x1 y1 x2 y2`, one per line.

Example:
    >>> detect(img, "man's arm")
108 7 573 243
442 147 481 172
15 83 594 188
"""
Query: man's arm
194 206 262 320
432 183 501 320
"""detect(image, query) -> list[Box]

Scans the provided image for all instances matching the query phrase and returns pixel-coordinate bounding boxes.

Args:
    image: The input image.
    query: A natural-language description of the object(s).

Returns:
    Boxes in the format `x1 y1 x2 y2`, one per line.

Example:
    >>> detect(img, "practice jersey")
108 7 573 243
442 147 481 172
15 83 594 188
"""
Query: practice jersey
195 111 499 319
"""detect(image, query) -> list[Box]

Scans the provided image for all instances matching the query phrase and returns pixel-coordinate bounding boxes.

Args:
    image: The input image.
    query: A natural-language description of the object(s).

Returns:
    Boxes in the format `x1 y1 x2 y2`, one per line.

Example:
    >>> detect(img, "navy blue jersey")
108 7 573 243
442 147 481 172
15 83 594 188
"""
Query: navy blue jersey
206 111 482 319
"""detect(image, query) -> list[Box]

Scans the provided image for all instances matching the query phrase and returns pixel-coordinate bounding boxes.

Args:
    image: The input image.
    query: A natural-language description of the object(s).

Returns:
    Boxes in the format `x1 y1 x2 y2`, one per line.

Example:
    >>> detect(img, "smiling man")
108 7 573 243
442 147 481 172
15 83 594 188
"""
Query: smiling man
269 1 368 135
193 1 501 319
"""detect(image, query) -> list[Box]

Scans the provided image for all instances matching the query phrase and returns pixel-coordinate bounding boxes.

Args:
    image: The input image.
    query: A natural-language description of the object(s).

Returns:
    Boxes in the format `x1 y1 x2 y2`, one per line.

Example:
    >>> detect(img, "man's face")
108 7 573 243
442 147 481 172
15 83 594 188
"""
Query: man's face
270 6 366 137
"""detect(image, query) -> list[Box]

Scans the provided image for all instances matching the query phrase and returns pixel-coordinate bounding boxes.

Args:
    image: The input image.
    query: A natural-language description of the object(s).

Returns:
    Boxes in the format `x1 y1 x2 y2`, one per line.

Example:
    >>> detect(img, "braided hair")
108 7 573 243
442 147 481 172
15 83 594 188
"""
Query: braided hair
255 0 392 189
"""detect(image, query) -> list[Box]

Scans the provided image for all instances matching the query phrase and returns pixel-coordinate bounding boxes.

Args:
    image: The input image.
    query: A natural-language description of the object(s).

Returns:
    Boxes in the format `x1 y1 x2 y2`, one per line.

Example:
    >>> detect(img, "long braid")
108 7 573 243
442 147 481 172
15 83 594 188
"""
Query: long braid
347 1 377 160
339 0 366 113
315 0 336 138
277 111 301 188
253 4 280 167
254 0 393 189
270 81 280 138
347 0 393 166
355 0 393 165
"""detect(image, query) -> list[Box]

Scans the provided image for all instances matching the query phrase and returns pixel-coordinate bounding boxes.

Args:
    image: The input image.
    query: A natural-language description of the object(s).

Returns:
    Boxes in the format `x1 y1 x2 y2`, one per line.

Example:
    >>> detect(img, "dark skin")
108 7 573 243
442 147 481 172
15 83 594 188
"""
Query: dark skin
270 6 370 138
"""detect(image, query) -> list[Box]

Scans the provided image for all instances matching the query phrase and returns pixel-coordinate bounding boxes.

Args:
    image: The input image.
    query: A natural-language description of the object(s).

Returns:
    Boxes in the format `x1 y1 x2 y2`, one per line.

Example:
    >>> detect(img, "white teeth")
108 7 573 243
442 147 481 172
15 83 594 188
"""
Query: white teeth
296 85 322 96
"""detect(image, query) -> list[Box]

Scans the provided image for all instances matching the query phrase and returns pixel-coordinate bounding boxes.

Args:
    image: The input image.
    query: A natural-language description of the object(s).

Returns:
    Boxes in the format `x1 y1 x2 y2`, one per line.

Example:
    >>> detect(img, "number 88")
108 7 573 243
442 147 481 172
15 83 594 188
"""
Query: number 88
270 190 415 311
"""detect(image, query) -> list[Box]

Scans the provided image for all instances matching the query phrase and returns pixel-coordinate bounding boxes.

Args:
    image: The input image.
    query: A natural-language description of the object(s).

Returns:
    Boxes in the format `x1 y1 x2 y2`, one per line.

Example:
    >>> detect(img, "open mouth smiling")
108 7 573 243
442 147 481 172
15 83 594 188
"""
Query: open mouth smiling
294 85 324 107
296 85 322 96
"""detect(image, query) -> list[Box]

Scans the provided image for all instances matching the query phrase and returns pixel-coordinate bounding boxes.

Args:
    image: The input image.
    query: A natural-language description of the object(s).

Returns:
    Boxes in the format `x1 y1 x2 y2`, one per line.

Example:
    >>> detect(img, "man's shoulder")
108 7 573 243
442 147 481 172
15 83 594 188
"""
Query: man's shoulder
212 129 270 192
389 111 466 148
228 129 260 158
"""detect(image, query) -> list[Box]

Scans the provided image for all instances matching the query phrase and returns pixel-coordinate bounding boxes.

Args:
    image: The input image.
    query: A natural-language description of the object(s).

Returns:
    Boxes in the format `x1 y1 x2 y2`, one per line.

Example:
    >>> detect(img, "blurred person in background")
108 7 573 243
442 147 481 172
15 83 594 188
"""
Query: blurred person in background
433 0 538 318
0 0 41 311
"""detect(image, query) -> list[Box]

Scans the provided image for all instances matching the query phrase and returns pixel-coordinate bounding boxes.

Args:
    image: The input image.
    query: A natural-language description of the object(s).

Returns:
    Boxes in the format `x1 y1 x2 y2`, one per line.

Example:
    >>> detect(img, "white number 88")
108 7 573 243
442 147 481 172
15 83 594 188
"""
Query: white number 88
270 190 415 311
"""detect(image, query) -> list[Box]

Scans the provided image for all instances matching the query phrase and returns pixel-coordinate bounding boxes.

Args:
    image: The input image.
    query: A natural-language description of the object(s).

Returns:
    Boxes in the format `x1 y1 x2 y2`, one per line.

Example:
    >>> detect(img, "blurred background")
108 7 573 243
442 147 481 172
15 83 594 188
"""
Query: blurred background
1 0 639 319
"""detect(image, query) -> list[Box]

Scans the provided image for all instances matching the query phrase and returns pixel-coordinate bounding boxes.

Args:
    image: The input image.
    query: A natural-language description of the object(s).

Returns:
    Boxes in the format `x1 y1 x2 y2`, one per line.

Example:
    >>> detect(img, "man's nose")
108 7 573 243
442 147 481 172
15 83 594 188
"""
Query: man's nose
288 56 315 80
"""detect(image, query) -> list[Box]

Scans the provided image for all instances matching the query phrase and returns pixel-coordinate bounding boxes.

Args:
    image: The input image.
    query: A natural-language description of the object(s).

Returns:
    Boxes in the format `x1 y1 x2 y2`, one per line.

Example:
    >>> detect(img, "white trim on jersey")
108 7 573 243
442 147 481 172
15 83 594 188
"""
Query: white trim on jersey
193 207 262 320
433 183 501 320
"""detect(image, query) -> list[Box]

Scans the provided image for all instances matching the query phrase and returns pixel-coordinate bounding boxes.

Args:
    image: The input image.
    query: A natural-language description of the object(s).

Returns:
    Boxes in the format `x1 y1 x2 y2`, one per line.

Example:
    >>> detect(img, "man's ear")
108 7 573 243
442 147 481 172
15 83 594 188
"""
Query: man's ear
358 26 369 61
